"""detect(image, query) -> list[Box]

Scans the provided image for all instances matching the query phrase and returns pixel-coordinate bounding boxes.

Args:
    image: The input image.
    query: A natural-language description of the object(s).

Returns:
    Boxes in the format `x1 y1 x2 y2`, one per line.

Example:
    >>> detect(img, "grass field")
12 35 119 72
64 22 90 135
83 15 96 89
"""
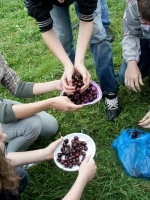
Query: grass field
1 0 150 199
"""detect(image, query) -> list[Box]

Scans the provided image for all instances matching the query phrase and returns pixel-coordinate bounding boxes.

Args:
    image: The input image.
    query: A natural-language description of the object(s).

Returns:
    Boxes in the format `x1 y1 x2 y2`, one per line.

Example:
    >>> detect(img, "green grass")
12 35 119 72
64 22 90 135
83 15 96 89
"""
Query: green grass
1 0 150 199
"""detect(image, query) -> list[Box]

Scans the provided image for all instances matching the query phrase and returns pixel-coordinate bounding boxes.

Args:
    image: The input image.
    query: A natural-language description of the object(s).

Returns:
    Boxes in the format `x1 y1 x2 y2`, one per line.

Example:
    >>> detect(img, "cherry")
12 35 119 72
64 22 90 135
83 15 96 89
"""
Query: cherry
56 136 89 169
62 74 98 105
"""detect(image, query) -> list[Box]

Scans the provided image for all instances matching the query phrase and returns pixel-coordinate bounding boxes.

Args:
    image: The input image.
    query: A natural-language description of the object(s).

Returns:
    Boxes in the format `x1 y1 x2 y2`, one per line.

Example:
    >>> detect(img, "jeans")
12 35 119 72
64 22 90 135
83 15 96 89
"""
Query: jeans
2 167 28 200
2 99 58 152
117 38 150 85
100 0 110 28
50 0 119 95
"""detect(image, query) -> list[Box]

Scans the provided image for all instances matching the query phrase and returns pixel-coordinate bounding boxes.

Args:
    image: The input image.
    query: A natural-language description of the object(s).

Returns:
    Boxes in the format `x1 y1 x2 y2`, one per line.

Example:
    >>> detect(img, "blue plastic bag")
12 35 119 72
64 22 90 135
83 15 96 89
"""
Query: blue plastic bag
112 128 150 179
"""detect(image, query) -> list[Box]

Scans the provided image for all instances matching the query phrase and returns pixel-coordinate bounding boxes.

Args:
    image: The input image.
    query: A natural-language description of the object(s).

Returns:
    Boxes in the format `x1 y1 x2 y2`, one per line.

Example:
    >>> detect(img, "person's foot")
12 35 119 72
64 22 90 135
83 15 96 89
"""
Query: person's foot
104 93 121 121
72 22 79 31
105 27 114 43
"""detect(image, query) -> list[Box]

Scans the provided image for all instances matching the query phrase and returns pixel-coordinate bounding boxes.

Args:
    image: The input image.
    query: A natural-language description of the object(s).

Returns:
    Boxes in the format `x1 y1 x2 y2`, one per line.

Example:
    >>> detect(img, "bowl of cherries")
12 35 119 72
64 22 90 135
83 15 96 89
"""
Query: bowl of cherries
61 75 102 105
54 133 96 171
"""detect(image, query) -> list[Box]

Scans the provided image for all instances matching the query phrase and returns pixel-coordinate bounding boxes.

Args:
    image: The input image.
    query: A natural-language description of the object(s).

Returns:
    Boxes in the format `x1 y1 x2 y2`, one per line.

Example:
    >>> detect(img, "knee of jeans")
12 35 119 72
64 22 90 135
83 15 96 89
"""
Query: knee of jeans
24 116 42 139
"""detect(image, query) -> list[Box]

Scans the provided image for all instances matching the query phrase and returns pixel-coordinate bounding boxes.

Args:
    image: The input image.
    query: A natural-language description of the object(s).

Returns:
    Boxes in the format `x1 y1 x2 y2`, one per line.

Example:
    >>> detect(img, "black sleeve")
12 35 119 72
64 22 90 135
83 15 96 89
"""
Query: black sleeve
24 0 53 32
77 0 98 21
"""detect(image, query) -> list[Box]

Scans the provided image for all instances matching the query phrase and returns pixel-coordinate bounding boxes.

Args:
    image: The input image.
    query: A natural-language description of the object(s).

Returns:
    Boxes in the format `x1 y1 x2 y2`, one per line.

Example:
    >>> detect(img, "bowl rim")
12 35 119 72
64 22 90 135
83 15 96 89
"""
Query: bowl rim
60 80 102 106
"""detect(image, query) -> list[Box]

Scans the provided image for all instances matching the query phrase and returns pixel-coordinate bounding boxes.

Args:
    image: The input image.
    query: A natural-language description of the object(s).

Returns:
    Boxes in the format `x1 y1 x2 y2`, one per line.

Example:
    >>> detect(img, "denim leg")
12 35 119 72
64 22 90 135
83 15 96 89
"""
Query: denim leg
117 60 127 85
100 0 110 28
50 6 75 63
4 167 28 200
90 0 119 95
117 38 150 85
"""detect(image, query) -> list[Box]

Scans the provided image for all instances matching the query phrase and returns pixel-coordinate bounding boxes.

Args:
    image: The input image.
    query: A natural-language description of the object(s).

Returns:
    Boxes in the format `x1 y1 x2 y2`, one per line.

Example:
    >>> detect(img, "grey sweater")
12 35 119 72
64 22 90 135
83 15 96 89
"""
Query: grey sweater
0 54 34 123
122 0 150 63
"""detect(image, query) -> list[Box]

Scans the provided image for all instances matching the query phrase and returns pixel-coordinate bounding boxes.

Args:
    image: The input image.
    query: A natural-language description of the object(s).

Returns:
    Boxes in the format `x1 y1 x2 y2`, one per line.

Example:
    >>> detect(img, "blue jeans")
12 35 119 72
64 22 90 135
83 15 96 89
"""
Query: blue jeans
100 0 110 28
50 0 119 95
2 167 28 200
117 38 150 85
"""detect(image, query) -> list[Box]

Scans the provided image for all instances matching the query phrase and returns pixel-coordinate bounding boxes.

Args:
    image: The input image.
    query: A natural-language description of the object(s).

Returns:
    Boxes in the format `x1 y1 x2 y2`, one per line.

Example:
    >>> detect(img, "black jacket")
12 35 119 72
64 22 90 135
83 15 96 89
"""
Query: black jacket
24 0 97 32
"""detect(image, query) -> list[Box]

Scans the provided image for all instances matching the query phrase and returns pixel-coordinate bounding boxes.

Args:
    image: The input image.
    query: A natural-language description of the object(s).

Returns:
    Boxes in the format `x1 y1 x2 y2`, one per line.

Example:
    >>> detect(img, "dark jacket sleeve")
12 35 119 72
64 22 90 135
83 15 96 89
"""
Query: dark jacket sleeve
24 0 53 32
77 0 98 21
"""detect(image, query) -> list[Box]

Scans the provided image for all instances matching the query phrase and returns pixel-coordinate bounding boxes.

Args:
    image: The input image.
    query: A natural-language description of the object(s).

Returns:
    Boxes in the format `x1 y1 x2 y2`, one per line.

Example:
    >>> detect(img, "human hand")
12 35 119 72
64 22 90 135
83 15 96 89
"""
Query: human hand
125 61 144 92
78 155 97 182
138 111 150 128
50 96 83 111
44 137 63 160
61 66 75 94
74 63 91 92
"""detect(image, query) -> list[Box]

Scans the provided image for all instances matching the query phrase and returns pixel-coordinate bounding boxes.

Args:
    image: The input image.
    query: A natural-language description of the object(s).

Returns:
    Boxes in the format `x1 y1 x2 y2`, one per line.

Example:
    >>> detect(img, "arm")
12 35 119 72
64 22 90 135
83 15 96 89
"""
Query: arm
74 21 93 92
6 137 63 166
62 155 97 200
42 29 75 93
0 54 62 97
74 0 97 92
122 0 142 63
0 96 83 123
11 96 83 120
32 80 62 95
121 0 144 91
24 0 75 93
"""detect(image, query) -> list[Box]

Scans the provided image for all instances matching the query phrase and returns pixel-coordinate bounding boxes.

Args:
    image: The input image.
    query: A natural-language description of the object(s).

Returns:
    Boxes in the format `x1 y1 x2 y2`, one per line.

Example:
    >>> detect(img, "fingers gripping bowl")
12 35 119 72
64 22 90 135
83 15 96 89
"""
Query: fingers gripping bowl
54 133 96 171
61 75 102 105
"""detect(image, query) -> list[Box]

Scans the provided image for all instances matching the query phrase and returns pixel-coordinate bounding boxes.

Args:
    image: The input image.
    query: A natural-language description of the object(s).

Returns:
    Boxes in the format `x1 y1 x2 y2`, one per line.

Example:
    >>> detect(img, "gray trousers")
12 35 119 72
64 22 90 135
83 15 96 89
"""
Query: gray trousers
2 99 58 152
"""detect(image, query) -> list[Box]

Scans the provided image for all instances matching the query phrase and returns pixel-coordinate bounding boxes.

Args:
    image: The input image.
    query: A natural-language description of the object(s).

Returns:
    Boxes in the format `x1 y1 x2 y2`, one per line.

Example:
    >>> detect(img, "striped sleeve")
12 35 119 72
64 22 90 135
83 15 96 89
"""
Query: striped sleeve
77 0 98 22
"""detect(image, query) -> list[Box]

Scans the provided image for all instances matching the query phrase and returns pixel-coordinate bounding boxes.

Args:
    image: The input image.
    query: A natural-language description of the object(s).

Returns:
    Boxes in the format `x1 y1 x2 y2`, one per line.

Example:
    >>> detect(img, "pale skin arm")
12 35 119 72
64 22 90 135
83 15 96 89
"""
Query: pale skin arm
12 96 83 119
42 29 75 93
6 137 63 167
125 60 144 92
62 155 97 200
32 80 62 95
138 110 150 128
74 21 93 92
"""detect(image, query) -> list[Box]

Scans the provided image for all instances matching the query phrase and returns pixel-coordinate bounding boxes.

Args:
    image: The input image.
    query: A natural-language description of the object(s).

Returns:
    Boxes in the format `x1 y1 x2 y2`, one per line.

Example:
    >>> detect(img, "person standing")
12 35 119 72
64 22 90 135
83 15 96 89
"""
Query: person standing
25 0 121 121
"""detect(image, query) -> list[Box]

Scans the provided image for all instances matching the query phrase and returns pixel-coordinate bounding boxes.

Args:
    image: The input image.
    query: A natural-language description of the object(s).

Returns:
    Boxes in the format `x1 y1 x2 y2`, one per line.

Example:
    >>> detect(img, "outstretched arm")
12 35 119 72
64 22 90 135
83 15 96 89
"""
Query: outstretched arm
32 80 62 95
6 137 63 166
42 29 75 94
11 96 83 120
74 21 93 92
62 155 97 200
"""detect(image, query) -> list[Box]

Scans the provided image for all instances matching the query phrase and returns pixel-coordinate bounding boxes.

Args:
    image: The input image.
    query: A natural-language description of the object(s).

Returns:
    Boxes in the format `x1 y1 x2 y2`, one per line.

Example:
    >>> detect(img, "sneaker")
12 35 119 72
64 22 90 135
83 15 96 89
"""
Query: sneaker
104 93 121 121
105 27 114 43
